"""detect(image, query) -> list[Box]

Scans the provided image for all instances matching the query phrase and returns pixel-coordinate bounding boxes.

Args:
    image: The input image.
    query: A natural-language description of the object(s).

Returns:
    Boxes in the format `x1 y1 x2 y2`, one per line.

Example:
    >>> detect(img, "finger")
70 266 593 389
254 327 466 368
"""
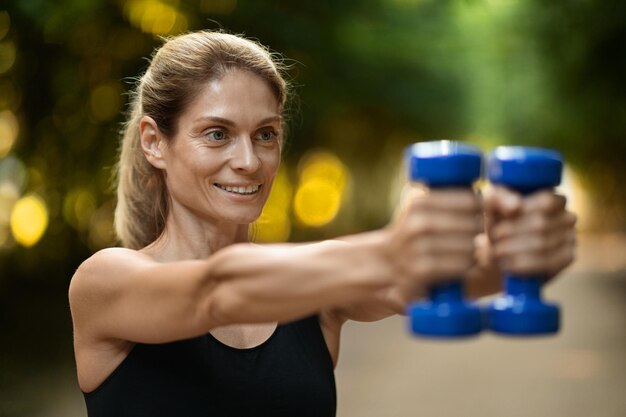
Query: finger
546 238 577 277
493 227 575 259
408 188 482 213
496 230 576 275
410 233 477 256
490 210 576 242
520 191 567 215
403 211 484 237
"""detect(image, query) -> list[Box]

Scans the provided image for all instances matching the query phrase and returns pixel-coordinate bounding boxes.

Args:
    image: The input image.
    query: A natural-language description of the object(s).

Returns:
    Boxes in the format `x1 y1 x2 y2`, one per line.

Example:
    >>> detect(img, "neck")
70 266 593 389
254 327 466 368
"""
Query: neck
141 210 250 262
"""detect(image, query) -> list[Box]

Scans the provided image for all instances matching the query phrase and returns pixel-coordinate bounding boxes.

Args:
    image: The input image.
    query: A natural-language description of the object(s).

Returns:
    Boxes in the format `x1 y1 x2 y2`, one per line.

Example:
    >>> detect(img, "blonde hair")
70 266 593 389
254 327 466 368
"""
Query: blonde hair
114 31 289 249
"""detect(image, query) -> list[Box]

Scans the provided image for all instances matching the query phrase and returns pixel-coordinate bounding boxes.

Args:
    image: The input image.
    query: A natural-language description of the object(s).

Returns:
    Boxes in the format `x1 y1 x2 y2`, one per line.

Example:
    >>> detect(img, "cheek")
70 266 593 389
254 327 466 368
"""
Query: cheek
262 148 281 175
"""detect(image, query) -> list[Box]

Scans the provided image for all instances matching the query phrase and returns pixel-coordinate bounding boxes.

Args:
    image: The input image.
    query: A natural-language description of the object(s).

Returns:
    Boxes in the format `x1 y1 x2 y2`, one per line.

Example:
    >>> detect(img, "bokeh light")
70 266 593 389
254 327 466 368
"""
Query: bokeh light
294 150 350 227
63 188 97 231
294 179 343 227
0 110 19 158
0 180 19 226
88 200 116 251
559 165 591 231
253 168 293 242
89 82 123 122
0 155 27 189
10 194 49 247
0 40 15 75
124 0 188 36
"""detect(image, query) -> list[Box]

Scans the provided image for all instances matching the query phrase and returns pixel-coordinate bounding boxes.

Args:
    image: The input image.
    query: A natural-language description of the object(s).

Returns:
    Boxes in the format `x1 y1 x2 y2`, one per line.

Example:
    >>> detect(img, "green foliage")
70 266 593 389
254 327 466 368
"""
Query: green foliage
0 0 624 286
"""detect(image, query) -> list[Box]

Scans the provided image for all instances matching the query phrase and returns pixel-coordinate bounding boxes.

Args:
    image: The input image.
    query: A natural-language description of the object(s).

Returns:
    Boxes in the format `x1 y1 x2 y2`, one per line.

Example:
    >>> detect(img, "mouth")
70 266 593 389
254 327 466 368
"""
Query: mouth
214 183 262 195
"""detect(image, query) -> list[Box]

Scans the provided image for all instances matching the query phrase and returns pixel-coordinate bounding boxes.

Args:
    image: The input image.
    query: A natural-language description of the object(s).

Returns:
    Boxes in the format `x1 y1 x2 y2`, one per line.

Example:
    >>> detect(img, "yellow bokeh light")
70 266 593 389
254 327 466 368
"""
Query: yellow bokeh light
294 179 342 227
88 201 116 251
141 3 175 34
124 0 188 36
294 150 349 228
558 165 591 231
0 40 15 75
252 168 293 242
0 110 18 158
63 188 97 231
266 169 293 209
299 150 348 189
10 194 49 247
253 206 291 243
89 83 123 122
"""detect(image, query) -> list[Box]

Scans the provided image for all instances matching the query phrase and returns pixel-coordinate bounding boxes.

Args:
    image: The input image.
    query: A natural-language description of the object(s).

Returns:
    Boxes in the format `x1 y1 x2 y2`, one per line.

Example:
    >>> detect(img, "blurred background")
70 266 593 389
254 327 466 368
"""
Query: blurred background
0 0 625 416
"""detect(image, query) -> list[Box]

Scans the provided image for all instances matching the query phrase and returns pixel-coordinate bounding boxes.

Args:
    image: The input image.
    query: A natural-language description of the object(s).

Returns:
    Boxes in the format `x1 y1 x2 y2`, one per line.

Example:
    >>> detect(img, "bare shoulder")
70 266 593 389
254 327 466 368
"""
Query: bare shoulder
68 247 153 315
74 247 152 278
71 247 152 286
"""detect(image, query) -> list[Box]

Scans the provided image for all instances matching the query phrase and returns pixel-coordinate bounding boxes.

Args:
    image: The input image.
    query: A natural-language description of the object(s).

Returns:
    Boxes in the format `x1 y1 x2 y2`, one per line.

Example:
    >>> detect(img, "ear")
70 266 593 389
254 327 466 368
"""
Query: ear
139 116 168 170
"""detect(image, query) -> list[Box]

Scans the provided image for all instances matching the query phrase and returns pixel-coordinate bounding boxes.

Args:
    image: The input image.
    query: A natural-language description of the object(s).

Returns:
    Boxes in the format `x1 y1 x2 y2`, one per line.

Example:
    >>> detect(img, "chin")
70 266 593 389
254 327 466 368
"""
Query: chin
223 209 264 225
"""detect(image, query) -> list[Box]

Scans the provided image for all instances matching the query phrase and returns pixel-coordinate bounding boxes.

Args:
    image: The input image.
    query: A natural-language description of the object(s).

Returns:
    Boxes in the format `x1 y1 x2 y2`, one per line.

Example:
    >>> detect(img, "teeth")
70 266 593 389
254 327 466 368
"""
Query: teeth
217 184 260 195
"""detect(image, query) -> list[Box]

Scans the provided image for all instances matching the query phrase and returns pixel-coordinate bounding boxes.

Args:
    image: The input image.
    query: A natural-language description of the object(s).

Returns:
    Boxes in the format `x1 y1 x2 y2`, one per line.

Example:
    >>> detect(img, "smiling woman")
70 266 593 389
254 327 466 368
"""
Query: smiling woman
68 30 577 417
115 31 288 251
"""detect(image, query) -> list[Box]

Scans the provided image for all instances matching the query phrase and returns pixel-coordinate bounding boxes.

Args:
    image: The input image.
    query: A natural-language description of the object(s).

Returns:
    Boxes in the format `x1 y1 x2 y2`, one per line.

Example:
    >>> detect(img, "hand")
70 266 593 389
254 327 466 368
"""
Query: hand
386 185 483 289
484 186 577 278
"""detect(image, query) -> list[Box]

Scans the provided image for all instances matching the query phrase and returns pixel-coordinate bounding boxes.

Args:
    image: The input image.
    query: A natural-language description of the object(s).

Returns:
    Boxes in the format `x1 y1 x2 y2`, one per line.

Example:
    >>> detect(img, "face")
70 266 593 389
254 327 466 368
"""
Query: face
151 69 282 226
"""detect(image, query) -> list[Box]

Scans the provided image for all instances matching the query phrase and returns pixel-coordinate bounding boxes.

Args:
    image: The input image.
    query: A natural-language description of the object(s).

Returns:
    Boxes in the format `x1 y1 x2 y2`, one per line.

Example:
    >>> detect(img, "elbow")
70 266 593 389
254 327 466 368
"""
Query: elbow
201 244 254 327
201 283 247 328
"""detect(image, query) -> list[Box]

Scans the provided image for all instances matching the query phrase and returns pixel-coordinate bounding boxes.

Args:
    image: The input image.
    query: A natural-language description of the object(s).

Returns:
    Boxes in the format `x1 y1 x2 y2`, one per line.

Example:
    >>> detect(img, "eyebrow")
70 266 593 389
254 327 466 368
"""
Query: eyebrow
194 115 282 127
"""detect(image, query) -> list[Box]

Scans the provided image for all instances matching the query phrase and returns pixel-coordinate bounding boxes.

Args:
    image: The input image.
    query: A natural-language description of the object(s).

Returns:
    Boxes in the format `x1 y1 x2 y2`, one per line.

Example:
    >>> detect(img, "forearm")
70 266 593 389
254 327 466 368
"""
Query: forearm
206 231 394 326
332 283 424 323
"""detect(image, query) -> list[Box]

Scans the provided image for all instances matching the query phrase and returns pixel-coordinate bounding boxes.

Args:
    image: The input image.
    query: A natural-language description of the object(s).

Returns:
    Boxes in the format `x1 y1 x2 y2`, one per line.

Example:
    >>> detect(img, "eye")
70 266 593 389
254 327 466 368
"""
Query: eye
206 129 227 141
257 129 278 142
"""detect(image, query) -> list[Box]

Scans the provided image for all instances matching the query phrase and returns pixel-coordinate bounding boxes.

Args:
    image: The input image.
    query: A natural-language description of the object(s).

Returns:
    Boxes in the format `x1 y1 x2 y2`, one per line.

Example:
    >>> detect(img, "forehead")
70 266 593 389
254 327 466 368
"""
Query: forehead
182 69 281 124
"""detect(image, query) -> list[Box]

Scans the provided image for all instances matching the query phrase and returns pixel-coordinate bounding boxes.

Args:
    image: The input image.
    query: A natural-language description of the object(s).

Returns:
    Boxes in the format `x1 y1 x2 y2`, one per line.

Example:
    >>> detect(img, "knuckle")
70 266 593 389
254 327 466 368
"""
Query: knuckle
412 216 433 235
531 214 549 233
533 236 549 252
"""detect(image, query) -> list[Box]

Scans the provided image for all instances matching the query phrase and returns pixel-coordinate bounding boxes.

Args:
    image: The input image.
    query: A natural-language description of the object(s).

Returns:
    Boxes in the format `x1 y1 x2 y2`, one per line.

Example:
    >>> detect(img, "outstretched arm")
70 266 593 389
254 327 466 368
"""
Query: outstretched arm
69 235 392 346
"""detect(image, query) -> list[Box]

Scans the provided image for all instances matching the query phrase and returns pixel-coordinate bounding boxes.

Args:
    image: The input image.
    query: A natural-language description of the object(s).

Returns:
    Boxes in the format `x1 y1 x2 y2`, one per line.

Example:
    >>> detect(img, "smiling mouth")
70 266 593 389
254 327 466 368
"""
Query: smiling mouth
215 184 261 195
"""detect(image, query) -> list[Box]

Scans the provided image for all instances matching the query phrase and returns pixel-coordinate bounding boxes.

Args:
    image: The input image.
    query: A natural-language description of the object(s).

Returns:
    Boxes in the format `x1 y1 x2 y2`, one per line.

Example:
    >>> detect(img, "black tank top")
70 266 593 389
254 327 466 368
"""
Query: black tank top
83 316 336 417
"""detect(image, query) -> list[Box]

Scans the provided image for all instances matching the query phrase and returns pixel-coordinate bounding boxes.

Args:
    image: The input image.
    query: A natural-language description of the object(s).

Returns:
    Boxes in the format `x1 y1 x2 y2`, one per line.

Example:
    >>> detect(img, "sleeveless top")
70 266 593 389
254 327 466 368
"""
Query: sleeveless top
83 316 336 417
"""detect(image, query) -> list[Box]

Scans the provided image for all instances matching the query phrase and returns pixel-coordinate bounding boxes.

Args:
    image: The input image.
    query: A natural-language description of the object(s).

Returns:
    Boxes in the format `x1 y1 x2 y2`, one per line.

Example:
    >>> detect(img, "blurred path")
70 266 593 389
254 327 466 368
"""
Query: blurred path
335 233 626 417
1 234 625 417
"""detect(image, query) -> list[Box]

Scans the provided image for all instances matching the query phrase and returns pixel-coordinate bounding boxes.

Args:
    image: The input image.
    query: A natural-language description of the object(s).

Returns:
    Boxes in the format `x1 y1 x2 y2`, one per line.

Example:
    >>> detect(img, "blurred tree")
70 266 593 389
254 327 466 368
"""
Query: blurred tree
0 0 624 291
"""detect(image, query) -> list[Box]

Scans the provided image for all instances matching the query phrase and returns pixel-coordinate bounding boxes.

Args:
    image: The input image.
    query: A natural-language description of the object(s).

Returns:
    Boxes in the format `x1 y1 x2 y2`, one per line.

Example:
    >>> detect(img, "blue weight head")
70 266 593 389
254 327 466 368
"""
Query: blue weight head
487 147 563 194
406 141 482 188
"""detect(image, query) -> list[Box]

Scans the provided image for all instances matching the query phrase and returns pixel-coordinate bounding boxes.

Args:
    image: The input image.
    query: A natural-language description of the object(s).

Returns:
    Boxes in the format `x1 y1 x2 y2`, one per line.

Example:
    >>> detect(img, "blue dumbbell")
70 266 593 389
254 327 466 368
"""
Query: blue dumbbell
406 140 484 337
486 146 563 335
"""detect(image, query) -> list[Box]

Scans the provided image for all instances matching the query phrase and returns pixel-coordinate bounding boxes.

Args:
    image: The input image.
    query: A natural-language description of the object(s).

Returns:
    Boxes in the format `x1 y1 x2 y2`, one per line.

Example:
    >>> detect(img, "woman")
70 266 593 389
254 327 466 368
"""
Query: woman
69 31 576 417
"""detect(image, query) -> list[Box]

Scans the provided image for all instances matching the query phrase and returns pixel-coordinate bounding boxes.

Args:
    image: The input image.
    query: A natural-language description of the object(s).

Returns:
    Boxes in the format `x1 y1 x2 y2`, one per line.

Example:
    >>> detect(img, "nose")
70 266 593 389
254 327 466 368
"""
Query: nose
230 137 260 173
